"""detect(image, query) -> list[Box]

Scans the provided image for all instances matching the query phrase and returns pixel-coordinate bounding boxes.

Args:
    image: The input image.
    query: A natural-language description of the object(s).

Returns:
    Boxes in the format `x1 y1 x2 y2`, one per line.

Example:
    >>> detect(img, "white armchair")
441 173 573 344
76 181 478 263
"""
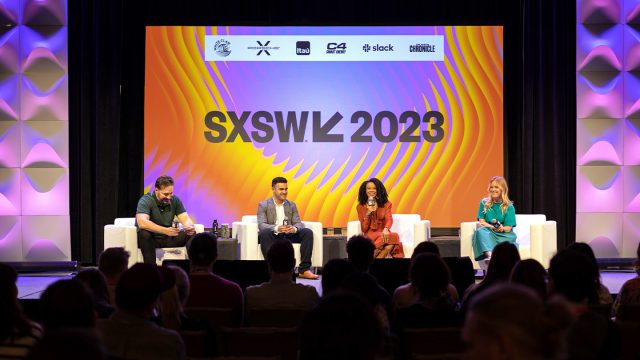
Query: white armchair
232 215 323 268
104 218 205 267
460 214 557 269
347 214 431 258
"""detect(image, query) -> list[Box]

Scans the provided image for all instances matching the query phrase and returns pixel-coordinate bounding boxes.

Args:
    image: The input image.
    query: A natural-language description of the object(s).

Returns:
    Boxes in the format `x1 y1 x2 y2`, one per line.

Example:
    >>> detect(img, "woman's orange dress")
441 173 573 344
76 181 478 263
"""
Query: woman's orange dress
356 201 405 258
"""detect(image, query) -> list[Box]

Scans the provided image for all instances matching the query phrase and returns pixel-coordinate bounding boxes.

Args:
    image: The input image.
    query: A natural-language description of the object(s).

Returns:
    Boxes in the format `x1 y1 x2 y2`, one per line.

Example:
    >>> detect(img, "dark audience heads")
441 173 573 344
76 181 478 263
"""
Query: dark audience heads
26 328 107 360
340 272 383 308
484 241 521 284
166 263 190 305
566 242 603 284
40 279 96 330
0 263 33 342
410 253 451 299
266 239 296 273
412 240 441 258
98 247 129 280
346 235 375 271
115 263 175 312
510 259 548 301
321 258 356 296
549 249 599 304
188 232 218 267
75 268 111 305
300 291 384 360
463 284 573 360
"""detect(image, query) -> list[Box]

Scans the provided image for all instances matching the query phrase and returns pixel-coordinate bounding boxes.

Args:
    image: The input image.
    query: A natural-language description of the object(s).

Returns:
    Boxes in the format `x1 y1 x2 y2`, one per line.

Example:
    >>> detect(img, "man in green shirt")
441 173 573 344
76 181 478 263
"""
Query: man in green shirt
136 175 195 264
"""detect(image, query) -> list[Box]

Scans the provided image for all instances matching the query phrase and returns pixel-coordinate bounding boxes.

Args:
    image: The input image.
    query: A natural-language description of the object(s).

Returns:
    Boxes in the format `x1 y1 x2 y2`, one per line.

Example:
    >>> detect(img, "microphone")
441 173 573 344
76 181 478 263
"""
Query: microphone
491 219 502 229
367 197 376 207
283 216 290 226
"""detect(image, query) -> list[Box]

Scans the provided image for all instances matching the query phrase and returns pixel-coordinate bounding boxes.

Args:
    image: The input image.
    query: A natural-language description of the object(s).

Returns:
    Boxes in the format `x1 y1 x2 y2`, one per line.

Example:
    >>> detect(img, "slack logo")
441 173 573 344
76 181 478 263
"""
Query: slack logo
362 43 394 52
296 41 310 55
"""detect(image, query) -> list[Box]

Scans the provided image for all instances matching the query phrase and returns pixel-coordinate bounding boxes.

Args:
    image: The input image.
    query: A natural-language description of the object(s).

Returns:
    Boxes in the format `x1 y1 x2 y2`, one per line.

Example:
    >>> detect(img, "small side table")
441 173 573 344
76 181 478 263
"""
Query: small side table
217 237 239 260
323 235 347 265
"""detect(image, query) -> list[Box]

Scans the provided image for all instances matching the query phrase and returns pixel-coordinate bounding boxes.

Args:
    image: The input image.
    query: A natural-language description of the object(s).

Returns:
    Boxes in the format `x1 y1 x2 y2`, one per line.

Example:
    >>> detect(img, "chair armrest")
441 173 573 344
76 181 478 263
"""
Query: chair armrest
460 221 478 268
347 221 361 239
530 221 557 268
302 221 323 267
413 220 431 245
104 224 138 268
236 222 259 260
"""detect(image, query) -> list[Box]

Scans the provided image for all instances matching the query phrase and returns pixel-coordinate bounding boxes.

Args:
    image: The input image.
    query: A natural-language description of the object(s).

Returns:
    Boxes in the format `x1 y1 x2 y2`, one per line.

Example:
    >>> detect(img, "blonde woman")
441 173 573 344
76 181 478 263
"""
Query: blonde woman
472 176 517 262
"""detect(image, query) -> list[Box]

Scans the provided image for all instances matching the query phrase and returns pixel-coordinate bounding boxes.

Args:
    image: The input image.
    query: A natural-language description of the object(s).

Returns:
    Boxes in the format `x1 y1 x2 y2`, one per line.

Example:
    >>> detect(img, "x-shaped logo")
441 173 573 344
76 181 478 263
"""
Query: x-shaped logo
257 41 271 56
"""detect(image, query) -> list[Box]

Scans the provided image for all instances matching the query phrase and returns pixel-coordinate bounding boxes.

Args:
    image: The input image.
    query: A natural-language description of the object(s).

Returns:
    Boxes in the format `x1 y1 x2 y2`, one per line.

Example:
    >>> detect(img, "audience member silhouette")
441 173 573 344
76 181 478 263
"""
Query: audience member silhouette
341 272 392 333
0 263 42 359
74 268 114 318
97 263 186 360
26 328 107 360
98 247 130 305
321 258 355 296
549 249 619 360
393 253 462 331
509 258 548 301
345 235 392 316
300 291 384 360
186 232 243 326
346 234 376 272
462 241 521 309
463 283 573 360
244 239 319 320
39 279 96 330
392 241 459 311
566 242 613 305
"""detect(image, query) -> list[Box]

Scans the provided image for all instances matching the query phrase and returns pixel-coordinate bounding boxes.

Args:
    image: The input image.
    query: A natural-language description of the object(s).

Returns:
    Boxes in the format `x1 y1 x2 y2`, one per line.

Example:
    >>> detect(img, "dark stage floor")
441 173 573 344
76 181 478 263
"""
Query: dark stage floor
16 270 636 299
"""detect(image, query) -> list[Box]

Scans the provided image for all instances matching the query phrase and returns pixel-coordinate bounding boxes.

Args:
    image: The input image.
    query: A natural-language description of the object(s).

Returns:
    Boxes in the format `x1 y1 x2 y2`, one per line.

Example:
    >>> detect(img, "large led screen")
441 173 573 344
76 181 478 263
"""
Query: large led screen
144 26 504 227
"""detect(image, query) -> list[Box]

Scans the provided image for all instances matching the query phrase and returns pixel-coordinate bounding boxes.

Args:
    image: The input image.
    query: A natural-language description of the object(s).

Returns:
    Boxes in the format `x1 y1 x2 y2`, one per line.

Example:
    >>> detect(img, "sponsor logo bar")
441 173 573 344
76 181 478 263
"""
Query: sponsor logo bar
204 35 444 61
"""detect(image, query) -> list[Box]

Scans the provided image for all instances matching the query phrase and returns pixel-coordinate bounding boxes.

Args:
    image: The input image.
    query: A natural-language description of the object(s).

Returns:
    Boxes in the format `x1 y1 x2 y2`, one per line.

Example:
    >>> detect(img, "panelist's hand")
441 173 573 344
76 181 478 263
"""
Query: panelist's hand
164 227 180 237
382 228 390 243
283 225 296 234
366 204 378 216
276 225 289 233
184 225 196 235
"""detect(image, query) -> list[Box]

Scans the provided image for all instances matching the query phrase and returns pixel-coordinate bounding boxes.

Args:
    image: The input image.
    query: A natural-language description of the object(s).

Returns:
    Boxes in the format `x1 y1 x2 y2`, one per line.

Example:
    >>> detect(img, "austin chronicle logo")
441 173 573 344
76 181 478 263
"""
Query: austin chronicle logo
214 39 231 57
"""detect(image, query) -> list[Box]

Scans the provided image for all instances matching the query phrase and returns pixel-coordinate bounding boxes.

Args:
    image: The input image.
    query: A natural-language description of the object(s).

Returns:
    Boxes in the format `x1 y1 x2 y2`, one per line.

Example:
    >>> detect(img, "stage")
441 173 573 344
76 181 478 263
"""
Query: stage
16 269 637 300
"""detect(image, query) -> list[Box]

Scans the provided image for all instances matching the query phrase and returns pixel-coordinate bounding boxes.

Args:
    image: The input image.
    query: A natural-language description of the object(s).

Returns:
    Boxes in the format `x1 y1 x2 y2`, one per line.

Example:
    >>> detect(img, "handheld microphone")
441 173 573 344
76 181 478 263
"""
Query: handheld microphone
367 197 376 207
491 219 502 229
283 216 290 226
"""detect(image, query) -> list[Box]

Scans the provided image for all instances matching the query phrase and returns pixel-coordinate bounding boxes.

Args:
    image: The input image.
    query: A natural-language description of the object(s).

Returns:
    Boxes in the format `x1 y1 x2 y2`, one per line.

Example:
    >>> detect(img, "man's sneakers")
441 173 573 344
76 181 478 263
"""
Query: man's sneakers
298 270 320 280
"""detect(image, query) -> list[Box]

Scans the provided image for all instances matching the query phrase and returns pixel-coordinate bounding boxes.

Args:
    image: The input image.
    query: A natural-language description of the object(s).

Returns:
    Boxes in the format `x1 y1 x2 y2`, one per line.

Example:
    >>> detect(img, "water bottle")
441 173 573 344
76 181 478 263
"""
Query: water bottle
212 219 219 236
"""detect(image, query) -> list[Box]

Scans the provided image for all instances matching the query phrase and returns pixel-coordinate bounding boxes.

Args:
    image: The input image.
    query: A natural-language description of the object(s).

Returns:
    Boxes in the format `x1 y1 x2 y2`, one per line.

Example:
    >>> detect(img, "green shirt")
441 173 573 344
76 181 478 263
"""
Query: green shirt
476 199 517 227
136 192 187 229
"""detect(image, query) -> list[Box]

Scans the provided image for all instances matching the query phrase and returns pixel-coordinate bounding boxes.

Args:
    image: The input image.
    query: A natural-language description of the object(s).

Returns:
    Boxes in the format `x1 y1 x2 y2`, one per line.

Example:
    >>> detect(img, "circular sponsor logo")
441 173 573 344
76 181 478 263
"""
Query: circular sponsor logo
214 39 231 57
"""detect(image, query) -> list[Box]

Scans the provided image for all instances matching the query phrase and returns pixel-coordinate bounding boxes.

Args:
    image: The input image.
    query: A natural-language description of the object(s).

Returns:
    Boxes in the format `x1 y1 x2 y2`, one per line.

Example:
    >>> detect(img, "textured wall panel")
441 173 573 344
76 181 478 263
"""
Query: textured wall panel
0 168 20 215
576 212 624 257
0 216 22 260
21 215 70 261
577 0 640 257
0 0 69 261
